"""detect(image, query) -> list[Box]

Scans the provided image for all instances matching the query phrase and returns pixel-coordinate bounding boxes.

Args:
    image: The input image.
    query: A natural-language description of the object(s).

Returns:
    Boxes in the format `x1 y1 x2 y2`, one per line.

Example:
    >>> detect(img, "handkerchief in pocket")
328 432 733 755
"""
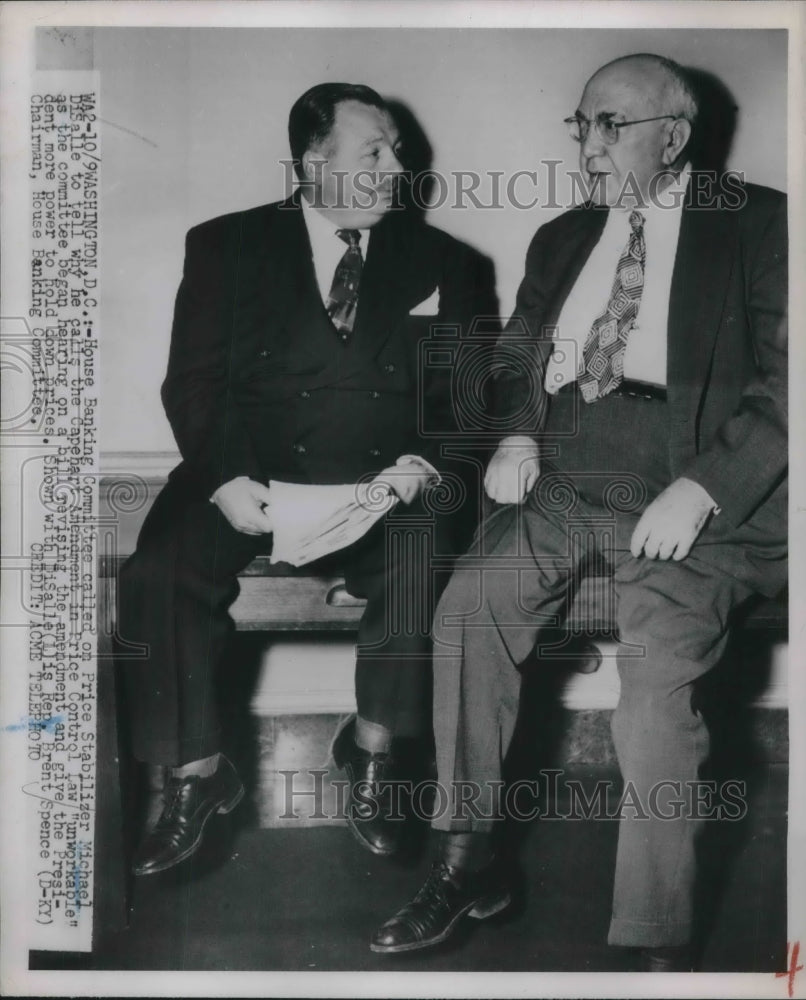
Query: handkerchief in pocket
409 287 440 315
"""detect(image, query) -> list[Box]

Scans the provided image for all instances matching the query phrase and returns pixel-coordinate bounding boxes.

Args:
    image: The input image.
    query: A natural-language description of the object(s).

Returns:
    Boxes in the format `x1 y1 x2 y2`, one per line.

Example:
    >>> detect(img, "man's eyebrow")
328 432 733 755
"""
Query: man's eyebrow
360 134 385 147
575 109 618 120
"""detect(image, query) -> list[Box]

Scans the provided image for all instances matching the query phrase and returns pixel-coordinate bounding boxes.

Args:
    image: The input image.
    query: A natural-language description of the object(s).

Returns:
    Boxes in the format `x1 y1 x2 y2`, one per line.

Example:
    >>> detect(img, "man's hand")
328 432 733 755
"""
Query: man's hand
373 457 431 505
630 477 717 561
484 436 541 505
211 476 274 535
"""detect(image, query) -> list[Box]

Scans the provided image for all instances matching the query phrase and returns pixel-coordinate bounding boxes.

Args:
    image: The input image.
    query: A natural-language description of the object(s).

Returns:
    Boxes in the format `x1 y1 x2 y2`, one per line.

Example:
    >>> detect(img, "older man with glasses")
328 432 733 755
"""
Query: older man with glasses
372 53 787 971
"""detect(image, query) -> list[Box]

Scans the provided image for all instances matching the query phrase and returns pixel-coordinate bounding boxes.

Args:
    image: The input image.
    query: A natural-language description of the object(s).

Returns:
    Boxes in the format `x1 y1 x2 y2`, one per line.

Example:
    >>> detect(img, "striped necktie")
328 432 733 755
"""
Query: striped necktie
577 210 646 402
326 229 363 342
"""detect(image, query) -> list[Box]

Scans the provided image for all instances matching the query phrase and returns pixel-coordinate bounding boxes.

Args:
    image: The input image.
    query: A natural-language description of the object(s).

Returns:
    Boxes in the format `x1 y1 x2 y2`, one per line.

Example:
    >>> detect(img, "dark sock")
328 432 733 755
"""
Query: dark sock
171 753 220 779
355 716 393 754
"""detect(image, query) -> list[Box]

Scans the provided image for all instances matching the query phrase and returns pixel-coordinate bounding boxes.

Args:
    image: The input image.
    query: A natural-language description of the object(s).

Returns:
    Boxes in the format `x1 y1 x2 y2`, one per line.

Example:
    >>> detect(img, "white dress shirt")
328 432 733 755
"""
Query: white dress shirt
300 195 371 303
544 167 690 393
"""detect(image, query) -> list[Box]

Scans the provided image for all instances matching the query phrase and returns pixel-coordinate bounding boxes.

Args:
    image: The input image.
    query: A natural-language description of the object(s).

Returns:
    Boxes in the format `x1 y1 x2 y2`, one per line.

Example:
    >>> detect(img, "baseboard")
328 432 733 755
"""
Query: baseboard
248 636 789 715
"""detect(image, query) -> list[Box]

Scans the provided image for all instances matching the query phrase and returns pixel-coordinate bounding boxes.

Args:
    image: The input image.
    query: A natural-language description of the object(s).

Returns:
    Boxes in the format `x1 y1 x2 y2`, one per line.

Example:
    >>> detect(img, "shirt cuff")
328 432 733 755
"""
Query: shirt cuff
498 435 539 450
209 475 250 504
684 476 722 516
396 454 442 487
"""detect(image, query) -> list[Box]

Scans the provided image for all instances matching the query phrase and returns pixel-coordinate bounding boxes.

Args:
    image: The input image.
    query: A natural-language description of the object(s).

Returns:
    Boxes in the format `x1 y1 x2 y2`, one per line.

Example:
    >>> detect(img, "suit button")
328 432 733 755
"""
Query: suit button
369 391 380 399
259 349 271 358
383 363 396 374
299 390 311 398
369 448 381 457
293 443 307 454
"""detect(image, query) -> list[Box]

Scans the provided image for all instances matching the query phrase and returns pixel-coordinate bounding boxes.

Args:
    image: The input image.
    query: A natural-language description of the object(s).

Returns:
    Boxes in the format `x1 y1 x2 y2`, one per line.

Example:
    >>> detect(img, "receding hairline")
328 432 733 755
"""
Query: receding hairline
585 53 698 122
309 98 395 151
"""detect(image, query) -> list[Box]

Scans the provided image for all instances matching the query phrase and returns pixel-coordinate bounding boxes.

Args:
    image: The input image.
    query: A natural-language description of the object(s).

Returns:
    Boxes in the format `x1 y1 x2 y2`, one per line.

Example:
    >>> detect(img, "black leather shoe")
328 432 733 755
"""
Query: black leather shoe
371 857 511 953
332 719 401 856
132 755 244 876
640 945 695 972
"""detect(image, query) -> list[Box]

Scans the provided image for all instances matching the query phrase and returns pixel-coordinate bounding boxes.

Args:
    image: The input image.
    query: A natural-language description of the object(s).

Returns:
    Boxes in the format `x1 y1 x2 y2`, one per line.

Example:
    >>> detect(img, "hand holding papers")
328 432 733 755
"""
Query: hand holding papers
268 457 436 566
268 478 399 567
210 476 275 535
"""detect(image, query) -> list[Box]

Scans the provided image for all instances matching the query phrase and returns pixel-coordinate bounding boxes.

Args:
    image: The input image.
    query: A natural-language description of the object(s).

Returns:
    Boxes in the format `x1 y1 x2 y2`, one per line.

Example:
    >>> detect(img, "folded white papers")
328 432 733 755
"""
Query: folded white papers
268 479 399 567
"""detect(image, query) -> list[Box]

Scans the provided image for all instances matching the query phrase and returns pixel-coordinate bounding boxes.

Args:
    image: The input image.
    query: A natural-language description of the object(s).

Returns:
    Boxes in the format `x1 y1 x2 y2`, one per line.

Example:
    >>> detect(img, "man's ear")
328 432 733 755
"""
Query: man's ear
662 118 692 166
300 149 326 183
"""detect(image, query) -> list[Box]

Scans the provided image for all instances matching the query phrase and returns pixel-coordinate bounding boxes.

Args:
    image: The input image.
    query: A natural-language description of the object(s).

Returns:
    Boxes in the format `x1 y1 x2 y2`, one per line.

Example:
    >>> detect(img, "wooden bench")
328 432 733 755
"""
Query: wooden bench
95 470 789 639
99 551 789 636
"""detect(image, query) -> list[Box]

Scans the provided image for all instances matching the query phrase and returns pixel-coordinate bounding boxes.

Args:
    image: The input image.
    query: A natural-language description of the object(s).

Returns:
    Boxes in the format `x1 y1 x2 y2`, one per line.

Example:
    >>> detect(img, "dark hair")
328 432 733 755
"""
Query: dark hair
288 82 388 180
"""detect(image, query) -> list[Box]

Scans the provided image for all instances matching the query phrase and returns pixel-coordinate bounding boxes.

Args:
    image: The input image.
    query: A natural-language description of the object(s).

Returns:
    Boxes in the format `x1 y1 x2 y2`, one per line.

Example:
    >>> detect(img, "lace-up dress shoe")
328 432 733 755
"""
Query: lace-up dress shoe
371 858 511 953
640 945 695 972
332 720 400 856
132 755 244 875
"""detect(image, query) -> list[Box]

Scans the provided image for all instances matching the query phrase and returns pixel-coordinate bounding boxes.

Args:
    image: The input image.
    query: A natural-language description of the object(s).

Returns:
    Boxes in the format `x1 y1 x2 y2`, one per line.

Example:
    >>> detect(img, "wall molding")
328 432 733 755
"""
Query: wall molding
100 450 178 477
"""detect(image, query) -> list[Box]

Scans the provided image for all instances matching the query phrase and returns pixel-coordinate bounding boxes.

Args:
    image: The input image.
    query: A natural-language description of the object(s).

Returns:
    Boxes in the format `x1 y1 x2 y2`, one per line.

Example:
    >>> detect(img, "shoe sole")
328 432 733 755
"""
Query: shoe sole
217 783 245 815
370 890 512 953
132 783 245 876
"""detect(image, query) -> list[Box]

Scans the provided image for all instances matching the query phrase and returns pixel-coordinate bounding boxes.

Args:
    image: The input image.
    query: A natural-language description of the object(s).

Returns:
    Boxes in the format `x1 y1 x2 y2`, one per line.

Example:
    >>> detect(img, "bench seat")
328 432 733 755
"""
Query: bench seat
99 553 787 636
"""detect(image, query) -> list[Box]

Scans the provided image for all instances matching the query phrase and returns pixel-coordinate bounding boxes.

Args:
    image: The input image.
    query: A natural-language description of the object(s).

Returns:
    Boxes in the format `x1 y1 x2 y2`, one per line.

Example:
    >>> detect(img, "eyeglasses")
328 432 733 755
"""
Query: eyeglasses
564 113 678 145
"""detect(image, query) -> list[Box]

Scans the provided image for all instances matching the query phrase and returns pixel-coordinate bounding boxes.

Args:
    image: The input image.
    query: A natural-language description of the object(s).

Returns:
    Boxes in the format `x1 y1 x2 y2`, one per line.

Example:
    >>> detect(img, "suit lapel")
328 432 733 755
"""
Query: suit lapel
543 207 609 331
529 206 608 371
265 202 417 370
666 200 737 460
247 198 342 362
255 204 420 383
353 214 419 356
271 198 327 332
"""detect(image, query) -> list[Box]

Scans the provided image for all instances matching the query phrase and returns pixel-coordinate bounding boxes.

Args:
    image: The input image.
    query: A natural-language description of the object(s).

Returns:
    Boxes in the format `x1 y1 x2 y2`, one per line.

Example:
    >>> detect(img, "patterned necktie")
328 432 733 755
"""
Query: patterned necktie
577 210 646 403
326 229 363 341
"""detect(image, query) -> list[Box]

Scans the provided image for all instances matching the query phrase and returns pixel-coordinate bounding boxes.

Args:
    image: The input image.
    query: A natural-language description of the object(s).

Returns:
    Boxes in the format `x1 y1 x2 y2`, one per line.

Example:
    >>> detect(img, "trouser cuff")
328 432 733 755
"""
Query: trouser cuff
438 830 495 871
356 706 428 740
133 730 223 767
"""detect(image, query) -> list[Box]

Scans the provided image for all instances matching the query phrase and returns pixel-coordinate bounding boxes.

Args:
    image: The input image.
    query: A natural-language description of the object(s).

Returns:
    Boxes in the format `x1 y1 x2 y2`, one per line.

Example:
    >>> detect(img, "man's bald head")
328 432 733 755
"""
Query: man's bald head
575 53 696 207
586 54 698 124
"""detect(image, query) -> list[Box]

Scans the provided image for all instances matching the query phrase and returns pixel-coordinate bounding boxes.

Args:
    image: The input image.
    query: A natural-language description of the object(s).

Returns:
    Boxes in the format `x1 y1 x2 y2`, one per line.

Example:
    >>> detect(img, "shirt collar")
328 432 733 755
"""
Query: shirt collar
300 194 368 248
617 163 691 221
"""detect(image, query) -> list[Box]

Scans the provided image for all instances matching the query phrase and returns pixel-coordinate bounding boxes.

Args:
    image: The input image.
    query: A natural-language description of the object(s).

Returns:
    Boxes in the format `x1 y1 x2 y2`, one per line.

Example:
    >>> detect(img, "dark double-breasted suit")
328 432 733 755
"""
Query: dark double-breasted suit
430 182 787 947
119 197 495 766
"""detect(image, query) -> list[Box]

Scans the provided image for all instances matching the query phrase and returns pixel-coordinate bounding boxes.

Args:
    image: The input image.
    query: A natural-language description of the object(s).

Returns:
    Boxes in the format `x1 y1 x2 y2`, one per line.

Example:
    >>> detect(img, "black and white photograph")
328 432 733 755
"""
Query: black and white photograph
1 2 804 997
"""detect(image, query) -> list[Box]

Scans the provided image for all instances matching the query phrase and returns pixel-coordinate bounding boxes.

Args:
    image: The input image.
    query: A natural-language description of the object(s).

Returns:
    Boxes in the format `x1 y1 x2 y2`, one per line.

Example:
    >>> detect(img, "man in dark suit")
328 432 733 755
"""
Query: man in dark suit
372 54 787 970
118 83 491 874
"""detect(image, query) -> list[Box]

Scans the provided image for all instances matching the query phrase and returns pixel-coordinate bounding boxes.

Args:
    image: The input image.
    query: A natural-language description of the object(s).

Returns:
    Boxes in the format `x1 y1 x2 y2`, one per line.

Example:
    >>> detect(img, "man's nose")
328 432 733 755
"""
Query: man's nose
380 146 404 174
580 121 606 159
